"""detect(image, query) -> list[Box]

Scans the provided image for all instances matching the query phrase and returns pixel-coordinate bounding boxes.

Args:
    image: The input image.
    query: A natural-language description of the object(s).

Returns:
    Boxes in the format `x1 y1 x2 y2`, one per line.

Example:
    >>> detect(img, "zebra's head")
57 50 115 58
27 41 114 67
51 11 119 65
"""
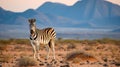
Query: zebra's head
28 19 36 35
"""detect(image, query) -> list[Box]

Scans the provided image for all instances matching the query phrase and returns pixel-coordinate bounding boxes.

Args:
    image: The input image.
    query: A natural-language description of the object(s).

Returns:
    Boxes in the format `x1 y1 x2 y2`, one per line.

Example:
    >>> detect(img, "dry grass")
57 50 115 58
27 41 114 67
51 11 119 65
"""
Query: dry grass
0 44 8 51
56 38 120 46
18 56 37 66
0 39 12 45
93 38 120 45
14 39 30 45
0 38 120 67
66 51 97 63
67 44 76 49
0 40 10 54
56 39 81 45
0 38 119 46
0 54 13 63
0 39 12 50
0 39 30 45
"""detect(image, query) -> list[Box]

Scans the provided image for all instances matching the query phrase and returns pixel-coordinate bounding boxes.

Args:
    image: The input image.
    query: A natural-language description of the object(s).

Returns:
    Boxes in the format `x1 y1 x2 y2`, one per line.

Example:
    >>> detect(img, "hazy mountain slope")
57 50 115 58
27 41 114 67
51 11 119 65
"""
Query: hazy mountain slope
0 0 120 28
0 0 120 38
37 0 120 20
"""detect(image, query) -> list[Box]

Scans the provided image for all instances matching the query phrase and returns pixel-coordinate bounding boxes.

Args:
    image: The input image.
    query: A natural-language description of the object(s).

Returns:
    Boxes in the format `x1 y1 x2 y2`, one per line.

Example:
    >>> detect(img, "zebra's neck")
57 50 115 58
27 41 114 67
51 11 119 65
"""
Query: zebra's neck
30 29 38 40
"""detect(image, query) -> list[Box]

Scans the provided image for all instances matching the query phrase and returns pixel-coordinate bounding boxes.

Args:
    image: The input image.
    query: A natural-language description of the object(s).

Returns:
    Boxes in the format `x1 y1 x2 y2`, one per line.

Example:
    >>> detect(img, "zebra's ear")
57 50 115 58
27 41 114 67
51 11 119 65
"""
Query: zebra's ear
33 19 36 22
28 19 31 23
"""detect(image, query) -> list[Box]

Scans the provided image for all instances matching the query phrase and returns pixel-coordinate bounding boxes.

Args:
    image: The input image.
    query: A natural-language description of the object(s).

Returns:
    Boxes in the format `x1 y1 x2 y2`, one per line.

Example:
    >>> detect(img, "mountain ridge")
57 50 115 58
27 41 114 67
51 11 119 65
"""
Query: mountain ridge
37 0 120 19
0 0 120 38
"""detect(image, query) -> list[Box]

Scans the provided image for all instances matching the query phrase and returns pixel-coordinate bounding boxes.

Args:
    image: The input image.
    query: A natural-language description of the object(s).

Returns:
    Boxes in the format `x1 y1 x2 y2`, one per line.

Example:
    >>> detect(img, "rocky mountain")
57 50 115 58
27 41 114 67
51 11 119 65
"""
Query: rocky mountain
0 0 120 39
37 0 120 28
37 0 120 19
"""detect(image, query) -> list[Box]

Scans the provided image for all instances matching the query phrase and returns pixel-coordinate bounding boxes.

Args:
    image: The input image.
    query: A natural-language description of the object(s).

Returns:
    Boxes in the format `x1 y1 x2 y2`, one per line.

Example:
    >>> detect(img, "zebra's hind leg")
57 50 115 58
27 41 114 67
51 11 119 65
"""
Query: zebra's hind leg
50 39 55 60
46 44 50 60
49 39 56 64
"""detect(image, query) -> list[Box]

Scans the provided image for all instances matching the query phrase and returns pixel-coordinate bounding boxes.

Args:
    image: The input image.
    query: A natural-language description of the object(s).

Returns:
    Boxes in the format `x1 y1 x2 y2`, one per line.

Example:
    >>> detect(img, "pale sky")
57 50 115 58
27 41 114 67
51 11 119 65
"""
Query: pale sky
0 0 120 12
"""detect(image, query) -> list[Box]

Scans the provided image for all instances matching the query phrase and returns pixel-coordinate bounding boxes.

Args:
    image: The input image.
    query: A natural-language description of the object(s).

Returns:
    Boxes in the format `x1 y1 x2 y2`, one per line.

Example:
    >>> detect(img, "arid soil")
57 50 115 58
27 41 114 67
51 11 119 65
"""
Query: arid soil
0 39 120 67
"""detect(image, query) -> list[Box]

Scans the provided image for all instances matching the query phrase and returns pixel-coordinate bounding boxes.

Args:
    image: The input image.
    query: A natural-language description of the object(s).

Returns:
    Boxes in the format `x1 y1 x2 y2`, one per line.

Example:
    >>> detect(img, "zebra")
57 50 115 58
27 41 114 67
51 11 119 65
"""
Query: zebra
28 18 56 60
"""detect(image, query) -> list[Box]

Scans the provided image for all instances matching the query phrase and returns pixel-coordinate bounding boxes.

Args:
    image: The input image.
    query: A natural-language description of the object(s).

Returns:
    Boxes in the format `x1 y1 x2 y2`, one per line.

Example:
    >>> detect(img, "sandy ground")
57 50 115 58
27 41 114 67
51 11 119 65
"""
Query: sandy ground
0 41 120 67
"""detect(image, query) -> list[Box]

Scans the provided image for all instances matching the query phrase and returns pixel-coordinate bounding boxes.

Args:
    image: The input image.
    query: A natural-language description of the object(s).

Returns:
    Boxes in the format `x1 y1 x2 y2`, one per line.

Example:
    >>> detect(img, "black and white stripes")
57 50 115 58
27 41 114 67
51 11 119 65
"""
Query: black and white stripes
28 19 56 60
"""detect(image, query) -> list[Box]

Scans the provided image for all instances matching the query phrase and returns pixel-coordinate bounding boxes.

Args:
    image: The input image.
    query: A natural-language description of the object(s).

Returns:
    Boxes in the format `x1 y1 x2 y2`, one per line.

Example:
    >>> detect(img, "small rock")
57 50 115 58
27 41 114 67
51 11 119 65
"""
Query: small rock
45 58 47 60
60 64 70 67
58 54 62 56
86 60 89 64
103 64 108 67
115 62 120 66
44 62 48 65
60 61 64 63
39 63 44 66
98 62 103 65
103 58 107 62
54 61 57 64
60 61 69 65
47 63 52 67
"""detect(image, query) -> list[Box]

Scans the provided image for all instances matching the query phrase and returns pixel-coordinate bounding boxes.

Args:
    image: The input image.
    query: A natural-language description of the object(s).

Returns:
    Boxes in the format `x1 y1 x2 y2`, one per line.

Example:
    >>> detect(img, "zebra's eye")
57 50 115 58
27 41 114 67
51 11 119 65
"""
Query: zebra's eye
30 30 34 34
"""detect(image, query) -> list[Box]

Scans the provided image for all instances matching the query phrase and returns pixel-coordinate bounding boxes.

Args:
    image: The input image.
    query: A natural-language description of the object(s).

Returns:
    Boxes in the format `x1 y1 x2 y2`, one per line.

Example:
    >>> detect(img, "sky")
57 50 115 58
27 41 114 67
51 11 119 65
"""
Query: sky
0 0 120 12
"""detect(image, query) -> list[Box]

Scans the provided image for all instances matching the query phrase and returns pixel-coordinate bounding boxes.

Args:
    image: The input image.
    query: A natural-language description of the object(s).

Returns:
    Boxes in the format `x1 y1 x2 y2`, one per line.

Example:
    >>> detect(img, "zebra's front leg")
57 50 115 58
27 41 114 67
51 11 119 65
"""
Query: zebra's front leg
36 44 40 60
50 40 55 60
33 48 36 59
31 42 37 59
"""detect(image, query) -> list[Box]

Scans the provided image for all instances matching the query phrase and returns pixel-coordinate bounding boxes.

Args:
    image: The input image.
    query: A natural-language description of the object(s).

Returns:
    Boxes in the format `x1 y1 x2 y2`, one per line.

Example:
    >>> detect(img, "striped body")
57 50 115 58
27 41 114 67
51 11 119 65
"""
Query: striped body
28 19 56 60
32 28 56 45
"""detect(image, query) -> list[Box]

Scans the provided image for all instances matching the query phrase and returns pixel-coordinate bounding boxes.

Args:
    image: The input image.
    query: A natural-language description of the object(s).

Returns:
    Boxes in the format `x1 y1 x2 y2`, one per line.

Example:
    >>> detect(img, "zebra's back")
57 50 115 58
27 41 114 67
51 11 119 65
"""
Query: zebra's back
36 27 56 44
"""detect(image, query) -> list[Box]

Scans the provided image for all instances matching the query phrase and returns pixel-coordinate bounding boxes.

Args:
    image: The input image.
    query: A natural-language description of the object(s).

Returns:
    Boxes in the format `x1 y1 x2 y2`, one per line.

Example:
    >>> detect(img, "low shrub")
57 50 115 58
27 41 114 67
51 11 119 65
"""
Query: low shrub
18 56 37 66
66 51 97 63
67 44 76 49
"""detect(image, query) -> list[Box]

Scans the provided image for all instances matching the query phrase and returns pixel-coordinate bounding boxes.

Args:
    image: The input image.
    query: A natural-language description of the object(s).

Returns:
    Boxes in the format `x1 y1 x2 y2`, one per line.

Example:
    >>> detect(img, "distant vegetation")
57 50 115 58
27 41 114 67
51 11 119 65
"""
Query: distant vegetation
0 39 30 45
0 38 120 46
56 38 120 46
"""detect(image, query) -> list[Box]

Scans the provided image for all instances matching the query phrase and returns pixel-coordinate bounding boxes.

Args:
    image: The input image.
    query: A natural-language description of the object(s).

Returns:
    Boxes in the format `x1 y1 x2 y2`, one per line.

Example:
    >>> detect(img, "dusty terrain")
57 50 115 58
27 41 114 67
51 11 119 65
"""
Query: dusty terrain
0 39 120 67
